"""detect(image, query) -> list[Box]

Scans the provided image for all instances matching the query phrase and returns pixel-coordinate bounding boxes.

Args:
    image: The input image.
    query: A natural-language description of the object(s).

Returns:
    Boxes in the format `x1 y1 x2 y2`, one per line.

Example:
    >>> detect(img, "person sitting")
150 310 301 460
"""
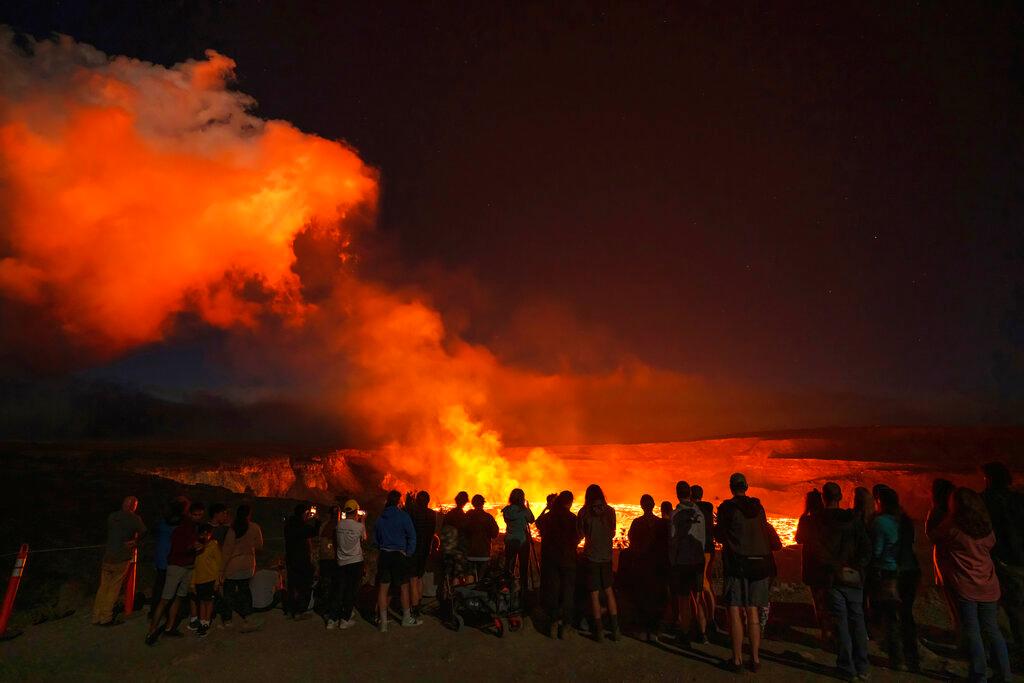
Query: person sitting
928 487 1012 682
715 473 773 672
536 490 581 640
92 496 146 627
502 488 536 597
670 481 708 646
464 494 499 576
374 489 419 631
814 482 871 682
578 483 619 642
190 523 222 637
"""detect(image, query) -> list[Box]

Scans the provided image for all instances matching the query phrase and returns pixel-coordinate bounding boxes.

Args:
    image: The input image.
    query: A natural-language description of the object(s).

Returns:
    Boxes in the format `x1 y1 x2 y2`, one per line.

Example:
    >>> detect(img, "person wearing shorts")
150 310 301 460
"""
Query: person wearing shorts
586 560 614 592
374 490 420 631
670 481 709 645
146 502 205 645
578 484 619 642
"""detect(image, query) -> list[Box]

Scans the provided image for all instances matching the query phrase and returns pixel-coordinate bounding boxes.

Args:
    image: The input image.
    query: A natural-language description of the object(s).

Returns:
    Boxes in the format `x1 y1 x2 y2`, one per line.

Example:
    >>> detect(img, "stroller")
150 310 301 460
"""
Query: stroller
437 529 523 637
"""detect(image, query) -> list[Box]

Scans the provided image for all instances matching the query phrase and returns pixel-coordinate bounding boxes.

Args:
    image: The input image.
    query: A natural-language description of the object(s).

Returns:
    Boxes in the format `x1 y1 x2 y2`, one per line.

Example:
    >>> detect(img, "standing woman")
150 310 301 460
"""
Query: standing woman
927 478 960 636
928 488 1011 682
796 489 832 648
316 506 339 624
502 488 536 598
578 484 620 642
220 504 264 632
868 487 906 670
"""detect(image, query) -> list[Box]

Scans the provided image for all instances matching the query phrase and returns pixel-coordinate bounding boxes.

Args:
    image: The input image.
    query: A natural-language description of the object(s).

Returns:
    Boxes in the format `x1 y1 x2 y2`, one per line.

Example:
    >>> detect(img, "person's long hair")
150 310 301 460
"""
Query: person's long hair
853 487 872 522
231 504 251 539
952 487 993 540
584 484 605 509
932 478 955 509
508 488 525 507
803 489 824 517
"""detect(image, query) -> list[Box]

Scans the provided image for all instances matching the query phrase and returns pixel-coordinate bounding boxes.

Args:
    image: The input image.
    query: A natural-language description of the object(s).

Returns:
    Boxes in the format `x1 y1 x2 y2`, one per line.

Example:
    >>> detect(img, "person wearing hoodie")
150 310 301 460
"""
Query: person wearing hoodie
670 481 708 646
869 486 906 670
578 483 620 642
502 488 536 597
714 472 772 673
374 489 420 631
627 494 666 642
929 487 1011 683
813 482 871 682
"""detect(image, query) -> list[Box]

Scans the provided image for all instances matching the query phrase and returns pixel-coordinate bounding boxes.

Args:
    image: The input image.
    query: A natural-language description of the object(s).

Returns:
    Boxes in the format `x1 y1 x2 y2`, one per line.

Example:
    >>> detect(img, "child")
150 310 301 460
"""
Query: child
191 523 223 637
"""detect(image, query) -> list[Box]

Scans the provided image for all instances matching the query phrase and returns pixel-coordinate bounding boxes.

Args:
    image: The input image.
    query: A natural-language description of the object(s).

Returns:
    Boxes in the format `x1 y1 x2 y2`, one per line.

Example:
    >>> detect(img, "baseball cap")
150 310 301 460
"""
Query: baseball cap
343 499 360 513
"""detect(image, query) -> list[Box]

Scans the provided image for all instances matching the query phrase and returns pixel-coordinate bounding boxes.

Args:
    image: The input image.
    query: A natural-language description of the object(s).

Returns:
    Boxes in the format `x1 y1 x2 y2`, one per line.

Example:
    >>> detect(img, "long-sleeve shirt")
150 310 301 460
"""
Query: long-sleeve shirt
374 505 416 555
928 517 1000 602
221 523 264 580
870 513 900 572
501 504 535 543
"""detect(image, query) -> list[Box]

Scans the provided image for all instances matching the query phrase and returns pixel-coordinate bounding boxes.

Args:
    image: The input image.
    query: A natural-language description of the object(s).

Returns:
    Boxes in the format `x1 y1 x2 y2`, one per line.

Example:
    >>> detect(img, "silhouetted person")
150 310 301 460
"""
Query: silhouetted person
441 491 470 555
894 492 922 671
815 482 871 681
407 490 437 619
220 504 263 632
929 487 1011 682
315 506 340 621
146 501 205 645
93 496 146 627
374 489 419 631
660 500 673 519
691 484 717 630
464 494 499 575
537 490 581 640
284 503 315 620
502 488 535 597
627 494 664 641
715 473 772 672
578 483 619 642
868 486 912 670
796 488 833 648
670 480 708 645
927 478 960 636
981 461 1024 658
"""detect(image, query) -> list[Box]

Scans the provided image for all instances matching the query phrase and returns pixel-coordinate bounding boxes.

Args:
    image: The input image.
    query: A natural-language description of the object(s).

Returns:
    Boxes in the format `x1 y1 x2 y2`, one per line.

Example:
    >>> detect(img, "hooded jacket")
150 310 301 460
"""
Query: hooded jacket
715 495 770 577
813 507 871 588
374 505 416 555
537 506 581 568
463 508 499 560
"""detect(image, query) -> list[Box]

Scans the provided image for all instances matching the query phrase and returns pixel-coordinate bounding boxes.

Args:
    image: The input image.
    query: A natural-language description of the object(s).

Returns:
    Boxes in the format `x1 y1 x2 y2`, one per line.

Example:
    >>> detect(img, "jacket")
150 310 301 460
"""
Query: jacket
815 507 871 588
928 517 1001 603
578 503 616 563
501 504 535 544
463 508 499 559
669 501 706 566
221 523 264 580
374 505 417 555
537 506 581 568
870 513 900 572
714 495 771 577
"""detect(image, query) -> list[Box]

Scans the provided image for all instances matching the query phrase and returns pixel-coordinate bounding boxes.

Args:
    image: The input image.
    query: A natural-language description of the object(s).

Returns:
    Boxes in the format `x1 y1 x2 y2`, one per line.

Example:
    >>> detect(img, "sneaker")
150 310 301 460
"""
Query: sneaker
197 624 208 638
339 618 357 630
187 618 199 631
401 615 423 627
379 619 389 633
326 619 338 630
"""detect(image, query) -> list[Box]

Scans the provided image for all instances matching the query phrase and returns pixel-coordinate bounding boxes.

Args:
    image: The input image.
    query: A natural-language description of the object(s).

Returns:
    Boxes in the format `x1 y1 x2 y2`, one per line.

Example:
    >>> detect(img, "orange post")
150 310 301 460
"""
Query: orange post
123 546 138 617
0 544 29 638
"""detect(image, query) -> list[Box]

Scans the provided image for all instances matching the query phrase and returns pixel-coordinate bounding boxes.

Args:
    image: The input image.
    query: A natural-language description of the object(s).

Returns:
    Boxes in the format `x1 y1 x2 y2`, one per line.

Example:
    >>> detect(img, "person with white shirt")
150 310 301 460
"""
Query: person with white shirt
327 499 367 629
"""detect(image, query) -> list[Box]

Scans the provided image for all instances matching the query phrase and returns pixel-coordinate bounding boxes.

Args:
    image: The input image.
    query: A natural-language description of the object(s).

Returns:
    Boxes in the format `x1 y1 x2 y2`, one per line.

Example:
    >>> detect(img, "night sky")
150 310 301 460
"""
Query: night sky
2 2 1022 437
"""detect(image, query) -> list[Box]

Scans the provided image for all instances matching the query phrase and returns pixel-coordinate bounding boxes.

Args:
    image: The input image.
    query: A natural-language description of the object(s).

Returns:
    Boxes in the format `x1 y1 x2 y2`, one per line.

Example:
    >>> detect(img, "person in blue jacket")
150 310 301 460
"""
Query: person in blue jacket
374 489 419 631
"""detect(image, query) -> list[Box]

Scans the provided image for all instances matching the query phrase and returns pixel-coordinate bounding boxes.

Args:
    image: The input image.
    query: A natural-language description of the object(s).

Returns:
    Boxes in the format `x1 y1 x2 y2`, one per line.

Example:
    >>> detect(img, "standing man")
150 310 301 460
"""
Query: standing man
284 503 316 620
981 461 1024 660
407 491 437 619
670 481 708 646
146 501 205 644
92 496 146 626
374 489 420 631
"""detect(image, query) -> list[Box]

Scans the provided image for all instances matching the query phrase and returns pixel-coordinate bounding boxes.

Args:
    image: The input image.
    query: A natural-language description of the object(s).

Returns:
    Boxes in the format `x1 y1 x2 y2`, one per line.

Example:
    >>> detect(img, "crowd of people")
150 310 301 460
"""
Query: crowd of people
92 462 1024 681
